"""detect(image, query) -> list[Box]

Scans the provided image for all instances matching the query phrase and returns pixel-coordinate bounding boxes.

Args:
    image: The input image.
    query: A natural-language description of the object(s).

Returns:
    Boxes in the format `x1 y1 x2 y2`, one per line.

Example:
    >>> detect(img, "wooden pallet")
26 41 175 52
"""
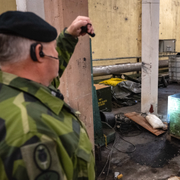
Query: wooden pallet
124 112 166 136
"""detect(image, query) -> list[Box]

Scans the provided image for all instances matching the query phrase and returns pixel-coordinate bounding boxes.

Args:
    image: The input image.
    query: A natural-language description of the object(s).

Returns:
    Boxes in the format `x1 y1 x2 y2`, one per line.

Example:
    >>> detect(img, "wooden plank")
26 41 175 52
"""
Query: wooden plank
124 112 166 136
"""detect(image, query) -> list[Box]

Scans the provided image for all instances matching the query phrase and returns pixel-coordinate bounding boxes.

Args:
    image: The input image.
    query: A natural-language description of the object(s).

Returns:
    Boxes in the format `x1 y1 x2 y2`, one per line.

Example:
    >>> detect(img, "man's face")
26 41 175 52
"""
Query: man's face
42 40 59 84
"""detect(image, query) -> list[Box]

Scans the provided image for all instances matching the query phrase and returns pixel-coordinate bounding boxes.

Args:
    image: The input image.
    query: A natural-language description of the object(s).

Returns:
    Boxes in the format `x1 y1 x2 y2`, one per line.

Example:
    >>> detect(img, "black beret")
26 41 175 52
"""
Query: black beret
0 11 57 42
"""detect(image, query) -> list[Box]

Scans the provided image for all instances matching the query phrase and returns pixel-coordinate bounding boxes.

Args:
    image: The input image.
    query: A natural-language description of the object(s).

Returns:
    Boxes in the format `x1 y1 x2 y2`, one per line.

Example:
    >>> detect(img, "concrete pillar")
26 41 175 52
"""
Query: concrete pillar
44 0 94 144
141 0 160 114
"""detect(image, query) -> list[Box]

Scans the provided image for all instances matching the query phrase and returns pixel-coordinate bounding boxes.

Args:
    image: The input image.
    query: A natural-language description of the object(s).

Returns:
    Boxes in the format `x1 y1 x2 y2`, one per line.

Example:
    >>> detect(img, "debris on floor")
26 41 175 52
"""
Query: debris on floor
145 113 168 130
114 172 123 179
99 78 141 106
124 112 167 136
96 83 180 180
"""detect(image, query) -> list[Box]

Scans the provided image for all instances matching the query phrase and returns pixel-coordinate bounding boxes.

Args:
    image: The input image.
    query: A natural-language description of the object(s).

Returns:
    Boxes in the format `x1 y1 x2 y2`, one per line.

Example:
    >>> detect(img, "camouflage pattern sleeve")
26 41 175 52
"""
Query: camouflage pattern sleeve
51 29 78 88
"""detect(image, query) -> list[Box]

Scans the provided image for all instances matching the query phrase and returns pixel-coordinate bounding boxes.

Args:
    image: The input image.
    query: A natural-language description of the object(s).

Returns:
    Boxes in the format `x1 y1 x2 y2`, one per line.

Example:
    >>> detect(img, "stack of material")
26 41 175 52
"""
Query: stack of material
99 78 141 106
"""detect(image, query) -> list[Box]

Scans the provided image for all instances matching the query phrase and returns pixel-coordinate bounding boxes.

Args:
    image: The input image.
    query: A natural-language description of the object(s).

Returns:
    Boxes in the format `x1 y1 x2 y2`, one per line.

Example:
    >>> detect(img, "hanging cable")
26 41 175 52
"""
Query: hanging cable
97 113 144 180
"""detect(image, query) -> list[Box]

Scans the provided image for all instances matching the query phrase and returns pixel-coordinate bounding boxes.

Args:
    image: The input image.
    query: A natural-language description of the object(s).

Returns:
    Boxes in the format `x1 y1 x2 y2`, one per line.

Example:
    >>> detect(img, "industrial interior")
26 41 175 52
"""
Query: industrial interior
1 0 180 180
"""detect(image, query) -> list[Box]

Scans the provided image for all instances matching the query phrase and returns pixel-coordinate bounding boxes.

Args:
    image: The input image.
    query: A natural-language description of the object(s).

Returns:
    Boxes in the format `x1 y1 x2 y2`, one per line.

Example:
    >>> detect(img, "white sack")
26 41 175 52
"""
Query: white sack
145 114 167 130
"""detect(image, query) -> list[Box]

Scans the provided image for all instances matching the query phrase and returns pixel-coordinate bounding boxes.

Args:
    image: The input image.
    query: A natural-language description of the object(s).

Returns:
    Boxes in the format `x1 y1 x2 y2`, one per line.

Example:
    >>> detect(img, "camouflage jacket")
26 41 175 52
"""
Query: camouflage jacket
0 31 95 180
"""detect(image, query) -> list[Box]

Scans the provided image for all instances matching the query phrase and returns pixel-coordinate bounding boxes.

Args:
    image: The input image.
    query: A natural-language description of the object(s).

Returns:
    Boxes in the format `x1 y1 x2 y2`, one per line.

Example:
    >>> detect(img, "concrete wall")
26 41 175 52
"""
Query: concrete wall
89 0 180 67
159 0 180 53
0 0 16 13
88 0 142 66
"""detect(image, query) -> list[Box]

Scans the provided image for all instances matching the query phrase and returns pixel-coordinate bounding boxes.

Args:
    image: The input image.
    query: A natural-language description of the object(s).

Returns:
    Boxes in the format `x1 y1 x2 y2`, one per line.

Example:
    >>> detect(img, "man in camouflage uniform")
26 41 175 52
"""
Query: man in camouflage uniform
0 11 95 180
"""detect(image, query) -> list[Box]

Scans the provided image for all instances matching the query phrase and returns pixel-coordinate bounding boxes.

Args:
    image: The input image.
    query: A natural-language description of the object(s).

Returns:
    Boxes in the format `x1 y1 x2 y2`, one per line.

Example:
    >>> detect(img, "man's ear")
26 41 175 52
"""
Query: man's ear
30 43 44 62
36 44 44 63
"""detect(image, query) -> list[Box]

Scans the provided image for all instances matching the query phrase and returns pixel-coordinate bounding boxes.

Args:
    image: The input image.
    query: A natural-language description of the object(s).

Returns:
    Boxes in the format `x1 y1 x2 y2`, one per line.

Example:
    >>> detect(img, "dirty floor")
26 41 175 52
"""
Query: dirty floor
96 83 180 180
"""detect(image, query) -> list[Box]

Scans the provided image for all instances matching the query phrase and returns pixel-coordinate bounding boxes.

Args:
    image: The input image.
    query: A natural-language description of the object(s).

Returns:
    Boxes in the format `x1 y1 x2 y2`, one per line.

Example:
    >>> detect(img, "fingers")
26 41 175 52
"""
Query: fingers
86 24 94 35
66 16 94 37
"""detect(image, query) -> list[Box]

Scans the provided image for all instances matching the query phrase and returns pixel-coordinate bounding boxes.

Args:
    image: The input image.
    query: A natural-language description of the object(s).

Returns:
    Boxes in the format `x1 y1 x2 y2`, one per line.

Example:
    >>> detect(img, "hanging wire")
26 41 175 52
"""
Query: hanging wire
97 133 117 180
97 114 141 180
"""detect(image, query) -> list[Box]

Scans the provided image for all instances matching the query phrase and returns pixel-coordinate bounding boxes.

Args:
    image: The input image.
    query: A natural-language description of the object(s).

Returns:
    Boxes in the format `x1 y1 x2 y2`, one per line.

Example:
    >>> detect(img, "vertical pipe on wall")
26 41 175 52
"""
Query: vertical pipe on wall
141 0 160 114
16 0 27 11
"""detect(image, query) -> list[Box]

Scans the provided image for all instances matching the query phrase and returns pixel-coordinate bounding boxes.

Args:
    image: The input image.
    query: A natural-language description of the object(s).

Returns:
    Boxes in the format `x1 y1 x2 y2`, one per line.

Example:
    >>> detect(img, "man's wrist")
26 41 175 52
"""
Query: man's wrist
65 28 70 35
64 27 78 39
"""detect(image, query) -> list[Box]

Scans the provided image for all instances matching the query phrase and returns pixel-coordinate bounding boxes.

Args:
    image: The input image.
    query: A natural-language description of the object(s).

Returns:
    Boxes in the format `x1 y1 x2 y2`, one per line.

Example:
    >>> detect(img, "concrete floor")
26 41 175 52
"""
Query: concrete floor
96 83 180 180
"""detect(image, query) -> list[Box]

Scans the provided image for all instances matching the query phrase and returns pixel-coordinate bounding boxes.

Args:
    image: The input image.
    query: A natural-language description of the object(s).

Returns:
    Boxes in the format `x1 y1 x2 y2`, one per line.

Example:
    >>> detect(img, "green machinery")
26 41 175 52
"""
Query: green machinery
90 39 115 147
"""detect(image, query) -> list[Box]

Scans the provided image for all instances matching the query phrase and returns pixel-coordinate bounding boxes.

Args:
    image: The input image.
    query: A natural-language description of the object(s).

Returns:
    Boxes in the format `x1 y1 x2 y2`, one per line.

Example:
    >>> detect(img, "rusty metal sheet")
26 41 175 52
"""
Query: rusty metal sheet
124 112 166 136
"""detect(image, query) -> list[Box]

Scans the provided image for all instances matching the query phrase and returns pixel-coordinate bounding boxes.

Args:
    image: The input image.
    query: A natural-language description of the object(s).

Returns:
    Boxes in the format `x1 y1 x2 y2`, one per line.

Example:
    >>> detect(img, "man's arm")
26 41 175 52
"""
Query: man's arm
51 16 94 88
51 30 78 88
56 29 78 78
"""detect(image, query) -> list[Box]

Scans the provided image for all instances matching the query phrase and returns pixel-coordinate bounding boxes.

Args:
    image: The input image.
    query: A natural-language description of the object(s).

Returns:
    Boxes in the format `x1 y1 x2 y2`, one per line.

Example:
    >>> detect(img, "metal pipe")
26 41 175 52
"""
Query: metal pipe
93 56 141 61
93 60 168 76
92 54 177 61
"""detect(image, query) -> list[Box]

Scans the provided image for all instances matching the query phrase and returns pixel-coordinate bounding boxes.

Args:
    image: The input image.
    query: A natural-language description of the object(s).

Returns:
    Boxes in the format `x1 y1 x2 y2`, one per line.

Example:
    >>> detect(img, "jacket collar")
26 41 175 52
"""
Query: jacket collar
0 71 64 115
